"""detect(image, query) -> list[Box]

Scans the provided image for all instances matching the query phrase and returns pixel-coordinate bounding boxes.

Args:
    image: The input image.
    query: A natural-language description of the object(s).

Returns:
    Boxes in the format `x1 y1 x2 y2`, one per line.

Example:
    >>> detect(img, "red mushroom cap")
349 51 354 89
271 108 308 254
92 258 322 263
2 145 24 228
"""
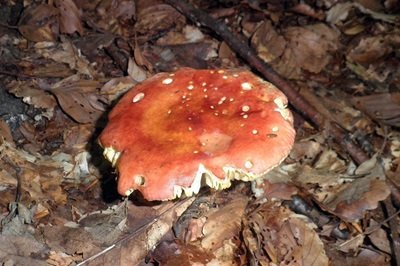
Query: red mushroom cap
99 68 295 201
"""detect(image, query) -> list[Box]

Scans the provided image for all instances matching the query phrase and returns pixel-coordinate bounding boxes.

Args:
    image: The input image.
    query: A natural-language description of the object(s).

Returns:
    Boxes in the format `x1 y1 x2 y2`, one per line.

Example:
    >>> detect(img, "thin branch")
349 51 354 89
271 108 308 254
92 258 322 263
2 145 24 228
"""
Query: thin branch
165 0 369 164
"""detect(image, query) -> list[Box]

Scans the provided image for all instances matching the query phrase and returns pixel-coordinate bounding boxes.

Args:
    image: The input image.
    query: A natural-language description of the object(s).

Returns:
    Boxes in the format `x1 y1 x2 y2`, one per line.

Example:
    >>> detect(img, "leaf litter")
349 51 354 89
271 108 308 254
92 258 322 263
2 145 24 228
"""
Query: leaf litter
0 0 400 265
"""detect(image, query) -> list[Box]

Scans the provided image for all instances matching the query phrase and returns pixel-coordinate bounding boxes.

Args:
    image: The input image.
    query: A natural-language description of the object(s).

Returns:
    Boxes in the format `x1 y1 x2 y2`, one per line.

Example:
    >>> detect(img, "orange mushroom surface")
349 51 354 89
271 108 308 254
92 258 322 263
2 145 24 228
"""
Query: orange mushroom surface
99 68 295 201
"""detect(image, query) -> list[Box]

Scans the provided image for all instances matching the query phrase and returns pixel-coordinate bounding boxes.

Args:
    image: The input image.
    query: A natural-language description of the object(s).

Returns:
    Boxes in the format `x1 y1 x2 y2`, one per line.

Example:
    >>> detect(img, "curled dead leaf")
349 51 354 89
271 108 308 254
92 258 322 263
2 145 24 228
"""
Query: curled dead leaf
18 4 59 42
243 203 329 265
135 1 185 35
253 23 340 79
352 92 400 127
322 156 390 221
51 75 105 124
54 0 84 35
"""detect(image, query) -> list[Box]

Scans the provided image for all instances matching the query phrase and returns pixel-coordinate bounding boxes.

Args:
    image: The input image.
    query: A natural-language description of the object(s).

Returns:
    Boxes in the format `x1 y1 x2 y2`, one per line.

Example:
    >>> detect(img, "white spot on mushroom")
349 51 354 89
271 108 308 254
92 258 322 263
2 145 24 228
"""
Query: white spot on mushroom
242 105 250 112
134 175 145 186
188 117 192 121
243 114 249 119
244 160 253 169
204 95 208 98
132 92 145 103
217 70 225 74
182 95 187 99
193 150 199 154
252 129 258 135
229 98 234 102
188 126 193 131
203 88 207 92
222 75 228 79
125 188 134 196
218 96 227 105
272 126 279 132
169 73 175 77
210 70 215 74
187 85 194 90
214 87 219 91
240 123 245 127
202 82 207 86
273 97 292 121
214 112 219 116
167 109 172 115
210 105 215 109
241 82 252 91
162 78 173 85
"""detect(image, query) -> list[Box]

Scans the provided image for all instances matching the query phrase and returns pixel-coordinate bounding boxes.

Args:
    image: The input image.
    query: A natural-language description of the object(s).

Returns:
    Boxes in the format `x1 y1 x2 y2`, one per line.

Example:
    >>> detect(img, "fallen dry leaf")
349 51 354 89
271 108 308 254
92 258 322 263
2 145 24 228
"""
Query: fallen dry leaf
7 80 57 110
253 23 340 79
0 119 14 146
50 75 105 124
36 37 100 78
251 20 286 63
135 0 185 36
151 240 213 265
352 92 400 127
100 76 137 102
201 196 248 251
347 35 397 64
0 235 47 265
0 140 67 204
243 203 329 265
54 0 84 35
315 156 390 221
18 4 59 42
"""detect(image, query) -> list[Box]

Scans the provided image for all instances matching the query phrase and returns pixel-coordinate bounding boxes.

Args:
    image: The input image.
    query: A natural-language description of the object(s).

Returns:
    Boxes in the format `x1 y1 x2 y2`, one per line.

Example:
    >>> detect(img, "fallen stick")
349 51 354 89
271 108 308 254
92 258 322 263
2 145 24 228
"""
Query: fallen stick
165 0 369 164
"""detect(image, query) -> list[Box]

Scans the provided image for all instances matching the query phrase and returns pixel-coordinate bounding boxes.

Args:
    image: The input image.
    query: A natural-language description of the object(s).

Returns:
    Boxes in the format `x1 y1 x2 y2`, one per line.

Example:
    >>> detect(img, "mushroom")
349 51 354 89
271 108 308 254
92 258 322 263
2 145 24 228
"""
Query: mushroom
99 68 295 201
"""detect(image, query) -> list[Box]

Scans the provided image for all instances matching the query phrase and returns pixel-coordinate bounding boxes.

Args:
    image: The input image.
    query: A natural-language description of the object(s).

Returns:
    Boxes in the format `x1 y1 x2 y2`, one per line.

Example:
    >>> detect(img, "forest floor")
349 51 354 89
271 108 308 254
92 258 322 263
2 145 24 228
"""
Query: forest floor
1 0 400 265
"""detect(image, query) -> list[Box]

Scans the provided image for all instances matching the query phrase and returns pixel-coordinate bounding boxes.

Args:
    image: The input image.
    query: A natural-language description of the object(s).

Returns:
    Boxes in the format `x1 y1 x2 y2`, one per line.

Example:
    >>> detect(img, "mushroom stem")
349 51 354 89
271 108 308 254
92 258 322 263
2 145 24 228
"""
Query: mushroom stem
164 0 369 165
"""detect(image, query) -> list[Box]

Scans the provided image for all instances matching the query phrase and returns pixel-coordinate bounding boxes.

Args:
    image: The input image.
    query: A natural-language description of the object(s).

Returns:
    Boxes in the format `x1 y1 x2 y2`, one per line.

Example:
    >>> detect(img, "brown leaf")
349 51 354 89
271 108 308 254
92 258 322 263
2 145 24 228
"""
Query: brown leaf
243 203 329 265
54 0 84 35
100 76 137 102
352 92 400 127
323 156 390 221
51 75 104 124
0 235 47 264
7 80 57 109
254 23 340 79
0 140 67 204
135 0 185 35
36 37 100 78
151 241 213 266
347 35 393 64
127 57 147 82
0 119 14 147
251 20 286 63
201 196 248 251
18 4 59 42
83 199 194 265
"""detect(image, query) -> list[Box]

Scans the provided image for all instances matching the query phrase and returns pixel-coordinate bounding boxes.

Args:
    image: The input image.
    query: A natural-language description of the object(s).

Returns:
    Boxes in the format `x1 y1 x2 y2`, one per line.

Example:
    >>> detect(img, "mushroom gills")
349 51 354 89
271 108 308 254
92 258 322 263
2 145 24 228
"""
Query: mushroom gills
103 147 121 167
173 164 232 199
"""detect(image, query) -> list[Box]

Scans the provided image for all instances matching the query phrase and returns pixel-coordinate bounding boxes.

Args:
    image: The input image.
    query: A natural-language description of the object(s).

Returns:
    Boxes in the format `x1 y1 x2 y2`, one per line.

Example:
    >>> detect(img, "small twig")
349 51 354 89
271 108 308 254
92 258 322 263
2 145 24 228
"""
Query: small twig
0 22 19 29
383 197 400 265
164 0 369 165
0 69 34 79
337 207 400 248
2 156 22 202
